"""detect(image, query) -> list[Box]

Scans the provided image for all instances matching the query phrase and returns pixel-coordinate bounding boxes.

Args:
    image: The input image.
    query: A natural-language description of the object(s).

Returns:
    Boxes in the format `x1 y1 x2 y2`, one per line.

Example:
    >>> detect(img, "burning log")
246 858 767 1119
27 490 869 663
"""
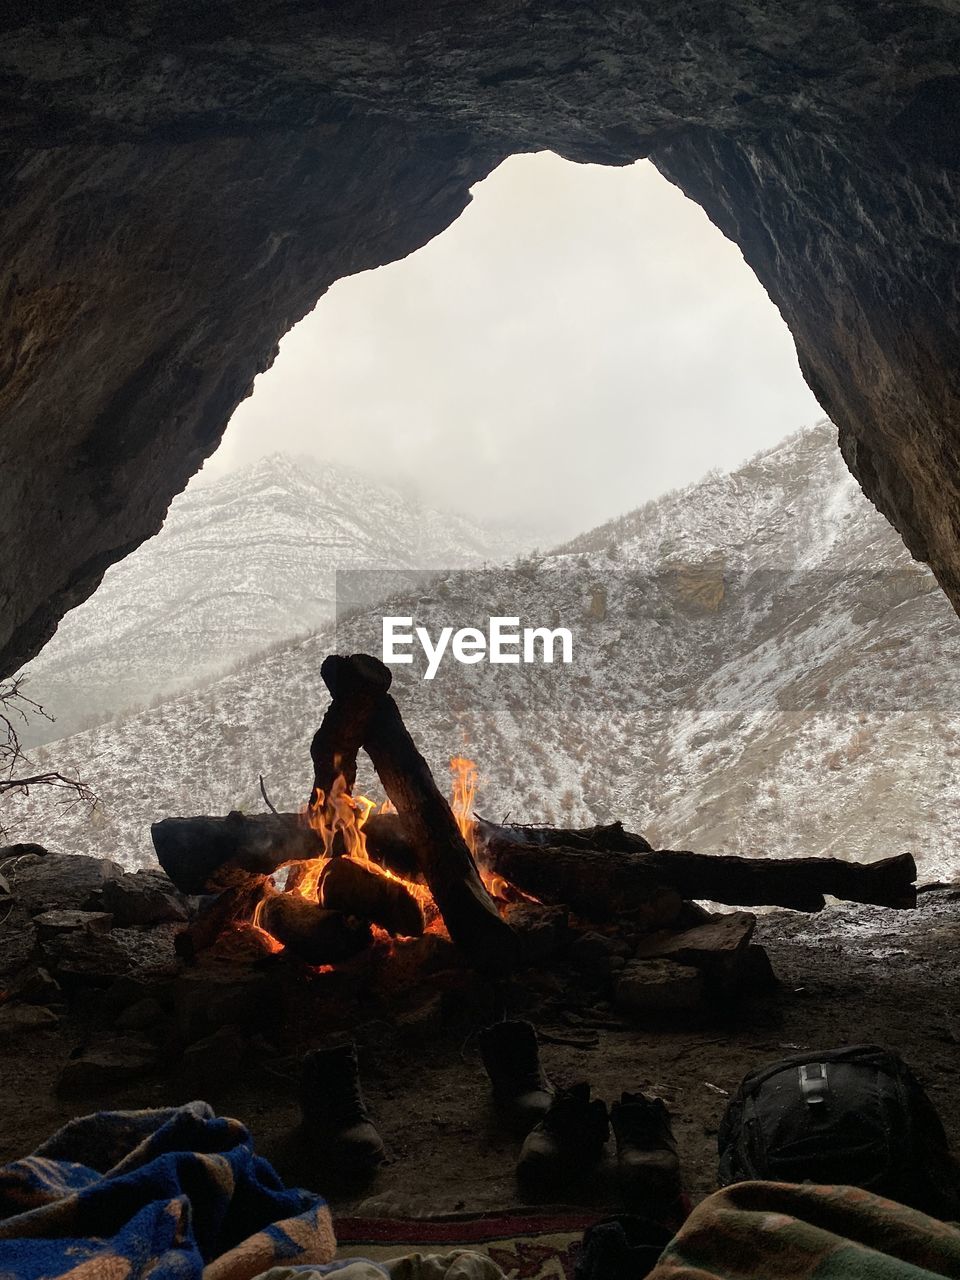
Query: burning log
362 812 424 883
152 810 424 898
368 820 916 915
365 819 917 914
328 655 518 974
152 812 411 897
318 857 425 938
257 891 372 965
291 653 395 885
477 842 683 924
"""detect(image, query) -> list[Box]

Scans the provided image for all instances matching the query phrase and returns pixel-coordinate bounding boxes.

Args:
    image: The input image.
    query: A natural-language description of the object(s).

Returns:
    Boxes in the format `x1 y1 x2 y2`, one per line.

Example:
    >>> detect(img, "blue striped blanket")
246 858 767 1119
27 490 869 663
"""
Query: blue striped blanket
0 1101 335 1279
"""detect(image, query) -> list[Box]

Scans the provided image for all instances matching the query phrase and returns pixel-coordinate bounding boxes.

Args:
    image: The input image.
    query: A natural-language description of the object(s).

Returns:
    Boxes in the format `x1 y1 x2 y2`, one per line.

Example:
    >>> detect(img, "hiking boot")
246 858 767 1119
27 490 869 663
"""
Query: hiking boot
610 1091 681 1203
299 1041 386 1176
517 1082 609 1193
478 1019 555 1135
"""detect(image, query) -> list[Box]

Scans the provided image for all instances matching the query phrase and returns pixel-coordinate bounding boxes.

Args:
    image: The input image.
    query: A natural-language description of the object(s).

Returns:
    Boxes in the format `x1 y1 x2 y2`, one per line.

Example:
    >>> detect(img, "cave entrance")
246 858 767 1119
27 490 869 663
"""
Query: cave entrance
203 152 821 542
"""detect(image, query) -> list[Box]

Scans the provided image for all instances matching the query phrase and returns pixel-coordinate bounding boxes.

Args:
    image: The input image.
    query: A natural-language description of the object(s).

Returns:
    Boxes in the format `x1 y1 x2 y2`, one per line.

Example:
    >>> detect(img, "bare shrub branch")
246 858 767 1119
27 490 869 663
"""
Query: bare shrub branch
0 676 98 841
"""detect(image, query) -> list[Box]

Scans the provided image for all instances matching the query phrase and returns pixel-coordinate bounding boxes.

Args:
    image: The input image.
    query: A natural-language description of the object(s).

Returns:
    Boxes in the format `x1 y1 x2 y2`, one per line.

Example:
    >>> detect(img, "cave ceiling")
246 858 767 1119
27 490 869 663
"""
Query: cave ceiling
2 2 960 675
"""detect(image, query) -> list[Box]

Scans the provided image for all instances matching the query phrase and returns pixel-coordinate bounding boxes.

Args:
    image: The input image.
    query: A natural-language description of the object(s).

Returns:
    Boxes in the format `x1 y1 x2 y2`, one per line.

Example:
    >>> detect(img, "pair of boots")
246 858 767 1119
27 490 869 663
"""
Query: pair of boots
299 1040 386 1176
479 1019 681 1202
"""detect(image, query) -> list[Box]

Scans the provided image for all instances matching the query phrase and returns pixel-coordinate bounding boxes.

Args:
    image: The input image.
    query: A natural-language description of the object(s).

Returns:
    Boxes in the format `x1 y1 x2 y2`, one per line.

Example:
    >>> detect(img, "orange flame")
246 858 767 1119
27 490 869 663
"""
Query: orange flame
293 770 439 929
451 755 511 903
239 884 286 954
449 755 541 906
450 755 478 854
250 752 525 952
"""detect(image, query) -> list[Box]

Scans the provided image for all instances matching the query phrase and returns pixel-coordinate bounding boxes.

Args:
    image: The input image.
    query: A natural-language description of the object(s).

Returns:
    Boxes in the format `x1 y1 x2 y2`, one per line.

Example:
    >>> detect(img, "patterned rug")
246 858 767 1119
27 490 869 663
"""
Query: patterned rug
334 1211 600 1279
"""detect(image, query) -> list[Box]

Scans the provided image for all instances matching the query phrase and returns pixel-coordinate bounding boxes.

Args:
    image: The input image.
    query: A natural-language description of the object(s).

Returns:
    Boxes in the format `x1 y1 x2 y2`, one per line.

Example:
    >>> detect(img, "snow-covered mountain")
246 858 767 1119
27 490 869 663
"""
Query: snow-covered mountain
14 421 960 880
17 454 533 743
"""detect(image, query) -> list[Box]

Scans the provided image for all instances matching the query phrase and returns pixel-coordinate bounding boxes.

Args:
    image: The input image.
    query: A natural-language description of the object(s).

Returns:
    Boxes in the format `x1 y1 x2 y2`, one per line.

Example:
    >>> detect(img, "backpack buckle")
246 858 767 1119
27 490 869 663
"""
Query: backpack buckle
799 1062 829 1105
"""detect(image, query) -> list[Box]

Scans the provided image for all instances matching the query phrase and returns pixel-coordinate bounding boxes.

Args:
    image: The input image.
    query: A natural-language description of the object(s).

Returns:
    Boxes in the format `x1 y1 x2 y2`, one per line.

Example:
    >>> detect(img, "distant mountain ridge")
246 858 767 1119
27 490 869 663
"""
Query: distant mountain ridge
15 420 960 882
557 421 901 569
18 453 534 743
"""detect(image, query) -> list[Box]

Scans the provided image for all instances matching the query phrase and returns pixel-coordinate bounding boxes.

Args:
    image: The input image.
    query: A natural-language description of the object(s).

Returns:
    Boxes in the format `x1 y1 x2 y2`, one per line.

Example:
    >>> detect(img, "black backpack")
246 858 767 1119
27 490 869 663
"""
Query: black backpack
718 1045 960 1219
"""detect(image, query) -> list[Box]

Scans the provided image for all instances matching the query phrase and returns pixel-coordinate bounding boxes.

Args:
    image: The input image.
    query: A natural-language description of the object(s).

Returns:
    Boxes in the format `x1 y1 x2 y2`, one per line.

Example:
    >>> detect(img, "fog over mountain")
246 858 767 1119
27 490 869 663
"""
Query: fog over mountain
18 455 538 745
204 152 822 535
15 420 960 882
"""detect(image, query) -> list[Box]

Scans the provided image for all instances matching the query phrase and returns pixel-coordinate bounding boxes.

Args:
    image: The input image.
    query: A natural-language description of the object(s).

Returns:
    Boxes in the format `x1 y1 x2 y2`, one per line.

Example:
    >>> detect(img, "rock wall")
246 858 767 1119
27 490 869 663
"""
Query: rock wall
2 2 959 674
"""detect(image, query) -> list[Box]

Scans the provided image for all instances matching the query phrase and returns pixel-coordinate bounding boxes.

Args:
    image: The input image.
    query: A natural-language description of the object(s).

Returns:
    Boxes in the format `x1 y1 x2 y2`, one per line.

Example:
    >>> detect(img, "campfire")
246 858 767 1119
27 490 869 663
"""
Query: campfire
153 654 526 973
152 652 920 1001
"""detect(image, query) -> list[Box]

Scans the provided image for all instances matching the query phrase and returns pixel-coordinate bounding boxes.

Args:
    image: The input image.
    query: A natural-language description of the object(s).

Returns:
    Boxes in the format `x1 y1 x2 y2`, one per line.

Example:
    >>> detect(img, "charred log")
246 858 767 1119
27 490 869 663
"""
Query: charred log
152 811 317 895
636 849 916 912
309 652 392 807
480 837 917 914
152 807 918 915
318 856 425 938
368 818 917 914
362 812 424 883
258 891 372 965
174 879 265 960
481 842 683 925
475 817 652 853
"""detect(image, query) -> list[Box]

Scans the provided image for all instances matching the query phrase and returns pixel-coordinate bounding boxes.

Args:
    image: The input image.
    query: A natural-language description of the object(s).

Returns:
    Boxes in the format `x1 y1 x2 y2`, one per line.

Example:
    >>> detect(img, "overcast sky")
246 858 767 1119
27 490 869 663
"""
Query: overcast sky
201 152 823 541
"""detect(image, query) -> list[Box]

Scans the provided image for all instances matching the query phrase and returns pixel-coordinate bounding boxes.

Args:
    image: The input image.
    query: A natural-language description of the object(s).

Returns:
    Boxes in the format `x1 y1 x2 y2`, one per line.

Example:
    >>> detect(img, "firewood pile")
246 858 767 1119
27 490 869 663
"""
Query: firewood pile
151 652 918 1014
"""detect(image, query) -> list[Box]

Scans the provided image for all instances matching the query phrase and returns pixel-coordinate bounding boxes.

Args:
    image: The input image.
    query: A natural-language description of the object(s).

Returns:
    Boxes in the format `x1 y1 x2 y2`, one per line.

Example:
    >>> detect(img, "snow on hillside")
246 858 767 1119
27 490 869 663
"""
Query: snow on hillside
13 420 960 881
17 454 533 743
559 421 903 569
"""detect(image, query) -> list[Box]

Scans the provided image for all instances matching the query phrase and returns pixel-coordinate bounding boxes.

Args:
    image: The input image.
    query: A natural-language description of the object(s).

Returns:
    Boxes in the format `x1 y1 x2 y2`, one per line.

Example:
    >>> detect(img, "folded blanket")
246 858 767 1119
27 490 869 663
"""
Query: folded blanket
648 1181 960 1280
254 1251 506 1278
0 1100 335 1280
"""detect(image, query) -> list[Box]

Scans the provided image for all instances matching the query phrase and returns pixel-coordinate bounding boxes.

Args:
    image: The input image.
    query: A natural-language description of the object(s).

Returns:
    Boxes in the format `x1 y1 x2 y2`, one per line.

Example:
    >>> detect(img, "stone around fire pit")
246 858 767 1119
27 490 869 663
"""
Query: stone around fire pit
57 1037 157 1094
7 964 62 1005
40 924 183 990
615 959 705 1016
633 910 757 989
179 1025 247 1095
9 853 123 915
103 870 189 926
41 930 133 987
173 966 281 1044
570 931 633 979
504 903 568 966
34 910 113 939
0 902 45 978
737 944 781 995
0 843 50 860
115 997 167 1033
0 1004 61 1038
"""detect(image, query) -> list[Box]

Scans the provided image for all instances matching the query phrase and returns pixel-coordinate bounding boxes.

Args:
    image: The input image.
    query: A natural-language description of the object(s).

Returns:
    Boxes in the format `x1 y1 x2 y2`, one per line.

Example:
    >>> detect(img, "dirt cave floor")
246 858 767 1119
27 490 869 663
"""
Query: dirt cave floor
2 888 960 1218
